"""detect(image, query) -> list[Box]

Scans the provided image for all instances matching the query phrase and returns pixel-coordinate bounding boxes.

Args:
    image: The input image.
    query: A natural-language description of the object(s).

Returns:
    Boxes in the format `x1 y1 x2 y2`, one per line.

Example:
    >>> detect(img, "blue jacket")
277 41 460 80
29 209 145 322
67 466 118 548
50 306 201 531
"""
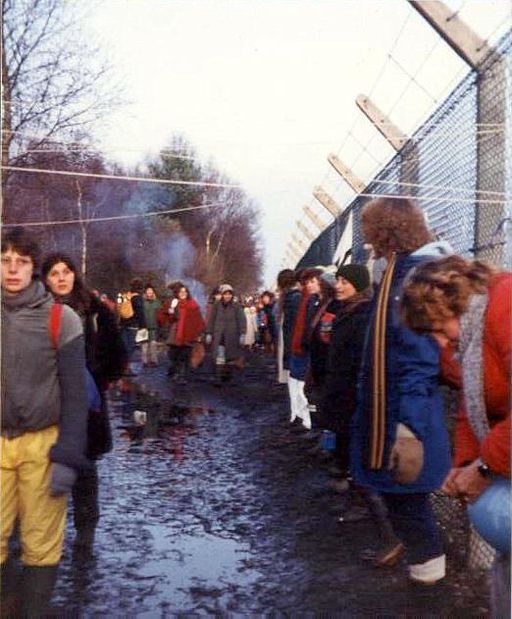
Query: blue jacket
282 288 302 370
351 248 451 493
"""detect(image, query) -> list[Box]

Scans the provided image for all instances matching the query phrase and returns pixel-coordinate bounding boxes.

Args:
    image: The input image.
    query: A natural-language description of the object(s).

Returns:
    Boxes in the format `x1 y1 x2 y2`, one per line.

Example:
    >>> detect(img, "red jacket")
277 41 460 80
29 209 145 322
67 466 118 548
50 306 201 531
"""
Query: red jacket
168 298 205 346
440 273 511 476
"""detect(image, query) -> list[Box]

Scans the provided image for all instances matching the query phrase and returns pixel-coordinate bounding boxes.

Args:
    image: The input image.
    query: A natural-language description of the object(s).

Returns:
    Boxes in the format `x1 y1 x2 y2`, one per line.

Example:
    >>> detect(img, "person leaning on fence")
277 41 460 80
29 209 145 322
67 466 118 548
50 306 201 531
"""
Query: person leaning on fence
401 255 511 615
316 263 403 564
1 228 89 616
276 269 302 386
304 268 338 410
349 197 454 587
287 267 323 431
41 252 127 556
257 290 277 354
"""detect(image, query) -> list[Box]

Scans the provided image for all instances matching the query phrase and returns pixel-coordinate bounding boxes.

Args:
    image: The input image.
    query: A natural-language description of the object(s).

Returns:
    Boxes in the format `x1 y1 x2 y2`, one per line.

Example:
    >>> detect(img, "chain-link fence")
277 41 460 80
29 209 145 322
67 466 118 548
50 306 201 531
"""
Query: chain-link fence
297 30 511 570
298 29 511 270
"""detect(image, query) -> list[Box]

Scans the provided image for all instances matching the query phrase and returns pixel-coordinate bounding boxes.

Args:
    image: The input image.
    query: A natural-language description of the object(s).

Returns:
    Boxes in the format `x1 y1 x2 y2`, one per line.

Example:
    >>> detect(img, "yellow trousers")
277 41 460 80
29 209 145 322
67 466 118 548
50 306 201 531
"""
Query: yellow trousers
1 426 67 566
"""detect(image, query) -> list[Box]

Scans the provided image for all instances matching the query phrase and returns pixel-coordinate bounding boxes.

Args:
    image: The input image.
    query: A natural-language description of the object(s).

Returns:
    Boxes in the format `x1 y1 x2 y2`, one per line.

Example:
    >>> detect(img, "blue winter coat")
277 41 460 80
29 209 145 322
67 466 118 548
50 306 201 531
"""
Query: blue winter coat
350 250 451 494
281 288 302 370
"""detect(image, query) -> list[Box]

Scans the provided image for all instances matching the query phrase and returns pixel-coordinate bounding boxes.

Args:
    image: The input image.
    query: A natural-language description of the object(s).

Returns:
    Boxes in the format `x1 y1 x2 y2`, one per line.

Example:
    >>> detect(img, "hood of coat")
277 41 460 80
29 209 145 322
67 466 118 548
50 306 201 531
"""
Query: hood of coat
412 239 453 257
2 280 51 311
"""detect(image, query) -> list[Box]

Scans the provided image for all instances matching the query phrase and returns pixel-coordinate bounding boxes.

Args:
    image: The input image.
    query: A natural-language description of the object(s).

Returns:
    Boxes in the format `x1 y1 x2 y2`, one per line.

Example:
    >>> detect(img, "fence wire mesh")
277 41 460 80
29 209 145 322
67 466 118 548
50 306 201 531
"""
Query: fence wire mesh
297 30 512 570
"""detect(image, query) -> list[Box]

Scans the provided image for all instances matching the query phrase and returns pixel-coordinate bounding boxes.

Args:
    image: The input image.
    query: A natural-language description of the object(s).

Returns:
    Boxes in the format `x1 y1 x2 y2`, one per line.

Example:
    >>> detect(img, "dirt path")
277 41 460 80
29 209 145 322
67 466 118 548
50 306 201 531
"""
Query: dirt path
47 351 489 616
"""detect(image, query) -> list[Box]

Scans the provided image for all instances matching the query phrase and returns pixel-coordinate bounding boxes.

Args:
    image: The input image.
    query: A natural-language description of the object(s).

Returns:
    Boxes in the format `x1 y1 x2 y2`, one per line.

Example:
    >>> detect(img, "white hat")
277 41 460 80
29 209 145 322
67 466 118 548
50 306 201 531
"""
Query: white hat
219 284 234 293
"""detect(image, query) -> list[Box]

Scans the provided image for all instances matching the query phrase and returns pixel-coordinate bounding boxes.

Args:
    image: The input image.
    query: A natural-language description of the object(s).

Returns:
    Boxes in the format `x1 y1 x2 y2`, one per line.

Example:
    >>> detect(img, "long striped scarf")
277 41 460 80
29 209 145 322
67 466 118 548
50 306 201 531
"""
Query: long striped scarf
369 252 397 470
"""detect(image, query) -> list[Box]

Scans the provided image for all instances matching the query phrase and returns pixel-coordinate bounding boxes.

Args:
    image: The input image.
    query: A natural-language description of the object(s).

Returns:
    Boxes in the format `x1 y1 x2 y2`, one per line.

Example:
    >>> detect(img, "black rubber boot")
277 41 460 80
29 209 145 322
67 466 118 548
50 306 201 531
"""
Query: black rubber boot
1 560 21 617
20 565 58 618
72 527 96 560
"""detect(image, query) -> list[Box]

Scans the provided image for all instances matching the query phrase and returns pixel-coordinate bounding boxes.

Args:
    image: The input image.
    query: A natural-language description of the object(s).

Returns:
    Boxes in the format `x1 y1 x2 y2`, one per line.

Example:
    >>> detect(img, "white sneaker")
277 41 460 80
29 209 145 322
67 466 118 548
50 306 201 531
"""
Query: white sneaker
409 554 446 585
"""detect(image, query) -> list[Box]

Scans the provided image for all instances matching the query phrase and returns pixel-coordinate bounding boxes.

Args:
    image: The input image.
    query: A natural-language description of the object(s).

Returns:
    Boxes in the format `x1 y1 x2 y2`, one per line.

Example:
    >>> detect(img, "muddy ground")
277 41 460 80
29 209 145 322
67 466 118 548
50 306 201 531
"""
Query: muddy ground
9 350 492 616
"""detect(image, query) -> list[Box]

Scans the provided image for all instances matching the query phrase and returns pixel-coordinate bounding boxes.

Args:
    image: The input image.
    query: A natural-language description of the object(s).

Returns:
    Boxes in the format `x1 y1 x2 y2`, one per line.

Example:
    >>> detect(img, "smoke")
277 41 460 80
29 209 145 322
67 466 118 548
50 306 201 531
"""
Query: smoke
163 232 207 311
163 233 194 281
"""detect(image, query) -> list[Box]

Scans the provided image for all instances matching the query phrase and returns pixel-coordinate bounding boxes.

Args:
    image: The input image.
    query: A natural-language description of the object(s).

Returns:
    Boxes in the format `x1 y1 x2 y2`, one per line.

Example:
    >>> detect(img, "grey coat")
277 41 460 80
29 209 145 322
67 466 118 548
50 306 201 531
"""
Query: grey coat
207 300 246 362
1 281 89 469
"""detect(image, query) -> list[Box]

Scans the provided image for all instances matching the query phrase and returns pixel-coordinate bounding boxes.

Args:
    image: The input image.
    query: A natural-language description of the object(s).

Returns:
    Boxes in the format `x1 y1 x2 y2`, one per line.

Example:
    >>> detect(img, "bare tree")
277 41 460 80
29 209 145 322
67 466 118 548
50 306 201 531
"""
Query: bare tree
1 0 120 198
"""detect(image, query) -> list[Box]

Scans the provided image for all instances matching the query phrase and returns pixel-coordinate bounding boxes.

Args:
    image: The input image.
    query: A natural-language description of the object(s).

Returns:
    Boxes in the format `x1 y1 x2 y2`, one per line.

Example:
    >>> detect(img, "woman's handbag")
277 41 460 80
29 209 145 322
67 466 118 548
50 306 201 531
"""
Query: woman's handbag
190 341 206 369
467 477 511 554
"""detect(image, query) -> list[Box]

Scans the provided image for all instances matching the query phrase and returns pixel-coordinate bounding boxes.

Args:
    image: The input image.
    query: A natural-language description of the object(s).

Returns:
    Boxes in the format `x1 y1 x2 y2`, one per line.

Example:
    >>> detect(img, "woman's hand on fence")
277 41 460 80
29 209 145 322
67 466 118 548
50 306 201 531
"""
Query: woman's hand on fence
440 467 463 496
452 460 492 503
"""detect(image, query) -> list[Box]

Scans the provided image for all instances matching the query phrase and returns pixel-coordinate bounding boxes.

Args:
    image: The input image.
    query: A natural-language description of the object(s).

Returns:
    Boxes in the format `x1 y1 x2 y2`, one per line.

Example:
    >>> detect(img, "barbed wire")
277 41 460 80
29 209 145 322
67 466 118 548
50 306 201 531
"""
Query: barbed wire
1 201 227 228
1 165 240 188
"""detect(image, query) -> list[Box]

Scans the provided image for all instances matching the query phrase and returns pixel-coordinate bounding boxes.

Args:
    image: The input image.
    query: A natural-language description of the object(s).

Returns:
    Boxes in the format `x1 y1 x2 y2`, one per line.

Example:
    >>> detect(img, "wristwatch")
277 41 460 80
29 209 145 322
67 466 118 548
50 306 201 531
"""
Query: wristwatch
476 458 492 478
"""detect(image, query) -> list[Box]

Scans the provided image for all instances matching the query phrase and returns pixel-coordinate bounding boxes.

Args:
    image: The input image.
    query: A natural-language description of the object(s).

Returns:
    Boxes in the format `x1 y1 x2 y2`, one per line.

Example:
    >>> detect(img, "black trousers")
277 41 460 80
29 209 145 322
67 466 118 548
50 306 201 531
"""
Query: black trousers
168 345 191 376
72 464 99 533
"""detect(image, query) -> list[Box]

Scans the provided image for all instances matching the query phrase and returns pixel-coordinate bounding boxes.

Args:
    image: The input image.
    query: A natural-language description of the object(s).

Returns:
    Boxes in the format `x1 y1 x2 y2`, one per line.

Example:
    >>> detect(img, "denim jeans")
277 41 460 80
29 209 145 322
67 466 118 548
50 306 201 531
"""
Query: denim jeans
121 327 137 362
382 492 443 565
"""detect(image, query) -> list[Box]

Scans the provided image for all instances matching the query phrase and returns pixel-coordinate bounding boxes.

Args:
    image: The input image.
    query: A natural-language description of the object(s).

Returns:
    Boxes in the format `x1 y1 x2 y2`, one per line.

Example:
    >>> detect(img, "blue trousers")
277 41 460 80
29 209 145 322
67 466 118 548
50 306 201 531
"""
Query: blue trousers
121 327 137 362
382 492 443 565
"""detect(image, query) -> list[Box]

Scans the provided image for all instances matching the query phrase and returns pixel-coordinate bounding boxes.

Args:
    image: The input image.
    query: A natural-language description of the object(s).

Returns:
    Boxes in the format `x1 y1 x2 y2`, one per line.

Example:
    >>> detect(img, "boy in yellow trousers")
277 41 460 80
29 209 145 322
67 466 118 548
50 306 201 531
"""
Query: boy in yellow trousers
1 227 89 617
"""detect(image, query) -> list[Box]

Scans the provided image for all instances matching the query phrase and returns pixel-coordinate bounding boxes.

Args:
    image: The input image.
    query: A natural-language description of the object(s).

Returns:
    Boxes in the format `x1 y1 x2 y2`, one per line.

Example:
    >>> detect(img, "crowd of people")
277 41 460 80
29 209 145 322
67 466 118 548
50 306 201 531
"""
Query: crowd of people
0 225 281 616
274 197 510 617
1 193 510 616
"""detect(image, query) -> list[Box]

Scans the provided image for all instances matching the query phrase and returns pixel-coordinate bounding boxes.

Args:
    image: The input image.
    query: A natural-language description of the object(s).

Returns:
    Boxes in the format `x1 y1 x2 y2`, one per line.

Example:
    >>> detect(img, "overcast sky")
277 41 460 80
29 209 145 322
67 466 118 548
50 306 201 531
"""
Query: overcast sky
85 0 511 286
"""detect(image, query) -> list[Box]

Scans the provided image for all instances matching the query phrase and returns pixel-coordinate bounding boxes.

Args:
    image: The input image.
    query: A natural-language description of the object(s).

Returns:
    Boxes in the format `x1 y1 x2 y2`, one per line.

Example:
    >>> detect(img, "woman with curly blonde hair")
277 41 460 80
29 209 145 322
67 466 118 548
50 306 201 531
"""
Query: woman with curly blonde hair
401 255 510 615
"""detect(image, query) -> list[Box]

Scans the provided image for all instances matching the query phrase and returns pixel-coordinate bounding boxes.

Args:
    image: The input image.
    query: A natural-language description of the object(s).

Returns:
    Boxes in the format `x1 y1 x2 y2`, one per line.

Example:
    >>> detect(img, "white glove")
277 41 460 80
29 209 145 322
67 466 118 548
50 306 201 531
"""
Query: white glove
239 334 246 346
205 334 212 345
170 298 179 310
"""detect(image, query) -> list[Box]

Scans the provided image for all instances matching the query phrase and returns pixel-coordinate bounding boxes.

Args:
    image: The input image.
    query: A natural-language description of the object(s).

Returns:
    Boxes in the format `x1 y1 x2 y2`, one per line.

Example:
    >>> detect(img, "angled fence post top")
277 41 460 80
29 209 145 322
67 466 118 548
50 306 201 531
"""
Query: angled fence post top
296 220 315 241
291 232 308 251
313 186 342 218
288 242 304 258
327 153 365 193
303 205 327 231
408 0 491 69
356 95 409 151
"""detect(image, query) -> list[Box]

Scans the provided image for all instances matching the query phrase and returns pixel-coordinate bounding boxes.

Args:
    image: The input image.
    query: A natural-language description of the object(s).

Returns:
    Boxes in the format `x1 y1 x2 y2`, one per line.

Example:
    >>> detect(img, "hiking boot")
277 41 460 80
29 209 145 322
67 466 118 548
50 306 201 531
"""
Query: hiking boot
360 543 405 567
325 478 351 494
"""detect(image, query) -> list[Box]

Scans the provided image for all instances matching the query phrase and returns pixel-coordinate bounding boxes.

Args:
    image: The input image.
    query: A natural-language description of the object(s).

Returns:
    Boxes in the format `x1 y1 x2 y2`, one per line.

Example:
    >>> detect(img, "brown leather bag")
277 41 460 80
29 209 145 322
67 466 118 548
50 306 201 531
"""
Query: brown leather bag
189 342 206 369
